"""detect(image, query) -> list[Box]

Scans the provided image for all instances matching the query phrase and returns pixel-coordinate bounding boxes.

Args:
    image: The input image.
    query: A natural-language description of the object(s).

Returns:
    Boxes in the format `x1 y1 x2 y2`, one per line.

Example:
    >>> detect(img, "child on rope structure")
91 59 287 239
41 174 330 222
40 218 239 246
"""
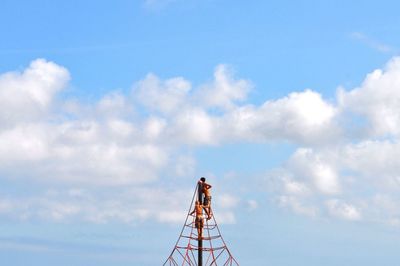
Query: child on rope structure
199 177 212 220
190 200 204 240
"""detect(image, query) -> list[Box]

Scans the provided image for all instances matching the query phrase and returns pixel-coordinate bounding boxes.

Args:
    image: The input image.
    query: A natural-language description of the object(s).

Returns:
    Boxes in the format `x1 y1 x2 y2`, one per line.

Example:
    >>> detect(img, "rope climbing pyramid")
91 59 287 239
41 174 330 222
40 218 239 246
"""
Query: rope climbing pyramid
163 178 239 266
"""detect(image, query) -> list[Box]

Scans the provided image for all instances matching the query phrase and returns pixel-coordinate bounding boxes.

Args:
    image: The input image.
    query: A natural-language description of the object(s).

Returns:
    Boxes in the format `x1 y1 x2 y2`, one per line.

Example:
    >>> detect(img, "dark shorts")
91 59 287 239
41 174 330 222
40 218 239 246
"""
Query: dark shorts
195 217 203 229
204 196 211 206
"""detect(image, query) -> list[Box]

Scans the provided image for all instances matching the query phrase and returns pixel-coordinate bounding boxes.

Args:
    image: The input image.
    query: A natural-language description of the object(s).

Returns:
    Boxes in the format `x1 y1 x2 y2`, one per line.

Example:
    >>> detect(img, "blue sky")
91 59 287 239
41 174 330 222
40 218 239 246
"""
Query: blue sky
2 0 400 265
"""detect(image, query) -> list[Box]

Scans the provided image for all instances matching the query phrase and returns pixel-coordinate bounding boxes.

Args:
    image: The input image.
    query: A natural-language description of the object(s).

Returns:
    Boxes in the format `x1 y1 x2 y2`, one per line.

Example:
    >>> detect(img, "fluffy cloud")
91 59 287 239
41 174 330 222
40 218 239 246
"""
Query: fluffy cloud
267 57 400 225
0 187 239 225
220 89 339 144
325 199 361 221
351 32 393 53
338 57 400 136
0 59 69 128
3 57 400 226
0 60 255 224
286 148 341 195
134 74 191 115
270 139 400 224
0 61 174 185
198 64 252 110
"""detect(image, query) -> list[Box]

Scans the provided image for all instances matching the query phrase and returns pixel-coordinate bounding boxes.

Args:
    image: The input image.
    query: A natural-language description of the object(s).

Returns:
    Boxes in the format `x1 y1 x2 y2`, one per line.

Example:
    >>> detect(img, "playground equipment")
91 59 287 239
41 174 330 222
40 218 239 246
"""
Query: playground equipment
163 180 239 266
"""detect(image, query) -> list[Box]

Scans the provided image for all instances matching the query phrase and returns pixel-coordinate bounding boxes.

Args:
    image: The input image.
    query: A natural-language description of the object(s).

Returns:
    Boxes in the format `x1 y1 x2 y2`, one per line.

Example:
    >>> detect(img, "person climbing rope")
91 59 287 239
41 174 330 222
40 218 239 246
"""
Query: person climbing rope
199 177 212 220
190 200 204 240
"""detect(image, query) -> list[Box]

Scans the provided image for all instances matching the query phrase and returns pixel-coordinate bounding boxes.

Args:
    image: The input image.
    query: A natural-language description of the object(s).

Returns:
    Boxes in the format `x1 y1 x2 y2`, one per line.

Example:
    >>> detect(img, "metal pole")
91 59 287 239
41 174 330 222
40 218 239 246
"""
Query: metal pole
197 181 203 266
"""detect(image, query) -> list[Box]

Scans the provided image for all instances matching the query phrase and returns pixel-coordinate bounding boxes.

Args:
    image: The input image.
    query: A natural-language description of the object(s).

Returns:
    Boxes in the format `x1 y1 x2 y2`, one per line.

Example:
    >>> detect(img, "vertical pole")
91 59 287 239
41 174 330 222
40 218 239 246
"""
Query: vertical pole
197 181 203 266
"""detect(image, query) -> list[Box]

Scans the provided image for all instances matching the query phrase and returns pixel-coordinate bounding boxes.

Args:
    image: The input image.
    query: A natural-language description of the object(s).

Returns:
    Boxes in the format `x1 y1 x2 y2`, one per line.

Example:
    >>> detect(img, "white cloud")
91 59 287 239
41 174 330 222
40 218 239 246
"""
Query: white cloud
278 195 318 217
221 89 339 144
2 58 338 225
169 108 217 145
0 59 69 128
215 193 240 209
270 139 400 224
96 91 133 117
338 57 400 136
287 148 341 195
283 179 310 196
0 61 174 185
174 155 196 177
214 211 236 224
198 64 252 110
4 57 400 226
341 140 400 189
134 73 191 115
144 116 167 140
325 199 361 221
264 57 400 225
0 187 238 225
0 121 169 185
0 123 50 162
351 32 393 53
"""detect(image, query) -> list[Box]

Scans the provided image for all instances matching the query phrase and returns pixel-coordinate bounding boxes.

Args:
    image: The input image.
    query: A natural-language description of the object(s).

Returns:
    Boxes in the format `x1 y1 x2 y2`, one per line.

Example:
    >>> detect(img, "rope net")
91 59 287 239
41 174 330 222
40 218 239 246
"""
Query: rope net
163 183 239 266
